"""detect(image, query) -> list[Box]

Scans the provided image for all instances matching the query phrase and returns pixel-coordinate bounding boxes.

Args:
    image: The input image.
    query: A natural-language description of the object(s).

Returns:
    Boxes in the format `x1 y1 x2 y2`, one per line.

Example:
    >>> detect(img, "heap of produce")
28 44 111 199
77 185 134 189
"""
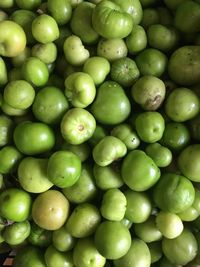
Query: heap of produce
0 0 200 266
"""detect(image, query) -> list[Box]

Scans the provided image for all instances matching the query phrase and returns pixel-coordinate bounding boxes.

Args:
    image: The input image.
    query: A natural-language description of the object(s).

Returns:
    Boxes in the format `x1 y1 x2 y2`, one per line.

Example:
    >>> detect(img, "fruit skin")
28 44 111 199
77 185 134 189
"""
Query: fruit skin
91 81 131 125
2 220 31 245
92 136 127 167
0 20 26 57
178 144 200 182
94 221 132 260
114 238 151 267
48 0 72 26
122 150 160 191
0 188 32 222
13 245 46 267
32 190 70 230
73 238 106 267
92 0 133 39
13 121 55 155
64 72 96 108
162 228 198 265
47 150 82 188
32 14 59 44
70 1 99 45
18 157 53 193
168 46 200 86
153 173 195 213
61 107 96 145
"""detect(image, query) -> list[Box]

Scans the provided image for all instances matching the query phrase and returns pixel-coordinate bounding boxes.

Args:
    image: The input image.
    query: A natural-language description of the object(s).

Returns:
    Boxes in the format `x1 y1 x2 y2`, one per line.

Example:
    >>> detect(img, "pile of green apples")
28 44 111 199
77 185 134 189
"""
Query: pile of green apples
0 0 200 266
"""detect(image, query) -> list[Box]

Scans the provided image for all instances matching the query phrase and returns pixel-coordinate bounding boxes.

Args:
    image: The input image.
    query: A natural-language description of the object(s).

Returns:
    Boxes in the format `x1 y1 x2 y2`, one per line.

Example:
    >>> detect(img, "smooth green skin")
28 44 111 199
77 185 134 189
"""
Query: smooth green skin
10 10 36 44
32 14 59 44
22 57 49 87
97 38 128 62
12 47 31 67
18 157 53 193
162 228 198 265
168 46 200 86
147 24 179 52
159 257 182 267
32 190 70 231
174 1 200 33
100 189 127 221
134 216 162 243
126 25 147 54
14 121 55 155
178 144 200 182
135 112 165 143
93 136 127 167
0 20 26 57
121 218 132 229
131 75 166 111
1 100 28 116
62 163 97 204
63 35 90 66
28 222 52 248
161 122 191 152
156 211 183 239
2 221 30 246
70 0 83 7
47 150 81 188
73 238 106 267
0 115 13 147
111 123 140 150
32 43 57 64
0 57 7 86
60 142 90 162
0 188 32 222
136 48 168 77
122 150 160 191
110 57 140 87
4 80 35 110
48 0 72 25
83 57 110 86
32 86 69 125
148 241 162 263
145 143 172 167
13 245 46 267
70 2 99 45
45 245 73 267
16 0 41 10
94 221 131 260
165 88 200 122
153 173 195 213
124 190 152 223
52 226 76 252
66 203 101 238
178 189 200 221
0 0 14 8
89 124 108 147
92 0 133 39
65 72 96 108
91 81 131 125
141 8 160 29
0 146 22 174
111 0 143 25
93 163 124 190
114 238 151 267
61 108 96 145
